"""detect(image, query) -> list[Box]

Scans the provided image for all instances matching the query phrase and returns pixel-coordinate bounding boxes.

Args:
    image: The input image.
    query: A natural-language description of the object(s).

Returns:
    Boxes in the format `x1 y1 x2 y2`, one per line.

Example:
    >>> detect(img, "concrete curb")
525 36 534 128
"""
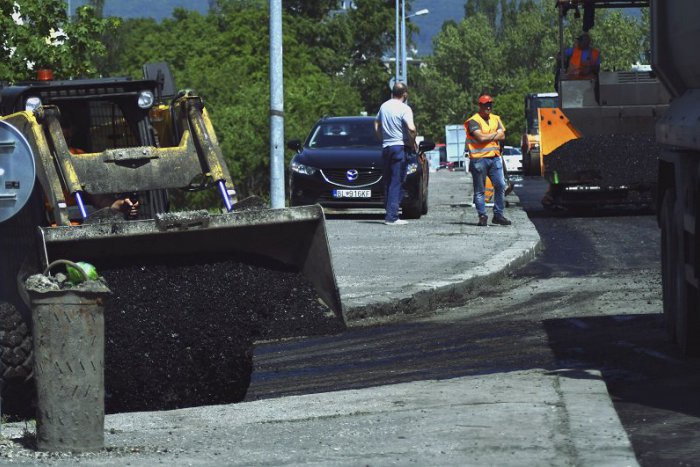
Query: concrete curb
342 187 542 322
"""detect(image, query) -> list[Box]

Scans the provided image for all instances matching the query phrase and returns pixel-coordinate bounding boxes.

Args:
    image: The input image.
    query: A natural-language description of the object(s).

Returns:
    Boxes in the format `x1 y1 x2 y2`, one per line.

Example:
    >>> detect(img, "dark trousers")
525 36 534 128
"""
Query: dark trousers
382 145 407 222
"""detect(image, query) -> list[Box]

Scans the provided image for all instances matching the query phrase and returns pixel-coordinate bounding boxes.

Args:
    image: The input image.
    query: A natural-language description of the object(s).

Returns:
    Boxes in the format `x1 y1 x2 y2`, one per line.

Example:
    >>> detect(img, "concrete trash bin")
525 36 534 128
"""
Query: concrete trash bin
25 274 111 453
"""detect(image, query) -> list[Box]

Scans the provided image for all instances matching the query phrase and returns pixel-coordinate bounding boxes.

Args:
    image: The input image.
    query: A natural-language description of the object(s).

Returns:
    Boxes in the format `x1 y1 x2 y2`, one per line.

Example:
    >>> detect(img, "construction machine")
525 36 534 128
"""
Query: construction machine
654 1 700 355
0 63 344 414
534 0 670 209
521 92 558 176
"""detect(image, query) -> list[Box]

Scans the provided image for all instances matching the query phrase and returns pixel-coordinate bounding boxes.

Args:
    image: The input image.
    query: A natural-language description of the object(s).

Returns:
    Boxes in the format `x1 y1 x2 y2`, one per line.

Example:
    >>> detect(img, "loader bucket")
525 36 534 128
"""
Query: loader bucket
38 204 342 319
35 204 344 412
538 108 581 157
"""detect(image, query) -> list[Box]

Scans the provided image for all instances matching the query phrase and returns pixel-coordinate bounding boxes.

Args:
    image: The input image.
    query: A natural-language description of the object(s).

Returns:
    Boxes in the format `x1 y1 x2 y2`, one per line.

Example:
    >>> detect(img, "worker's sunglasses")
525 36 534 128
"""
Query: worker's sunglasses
481 103 493 108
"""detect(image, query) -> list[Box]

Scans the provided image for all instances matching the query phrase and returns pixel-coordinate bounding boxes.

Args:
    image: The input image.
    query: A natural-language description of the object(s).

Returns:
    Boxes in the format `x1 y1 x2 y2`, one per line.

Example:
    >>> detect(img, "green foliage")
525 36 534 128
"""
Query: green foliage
102 5 362 203
0 0 117 81
22 0 647 206
342 0 406 113
283 0 340 19
588 10 646 71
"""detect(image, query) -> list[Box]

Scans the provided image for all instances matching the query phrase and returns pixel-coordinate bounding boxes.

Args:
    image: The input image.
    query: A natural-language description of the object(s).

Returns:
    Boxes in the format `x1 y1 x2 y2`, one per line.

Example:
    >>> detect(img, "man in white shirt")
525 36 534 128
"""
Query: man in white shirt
374 82 417 225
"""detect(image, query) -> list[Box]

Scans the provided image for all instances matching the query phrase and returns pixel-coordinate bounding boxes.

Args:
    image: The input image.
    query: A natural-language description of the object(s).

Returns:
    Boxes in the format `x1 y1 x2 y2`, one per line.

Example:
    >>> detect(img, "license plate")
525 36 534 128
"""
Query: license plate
333 189 371 198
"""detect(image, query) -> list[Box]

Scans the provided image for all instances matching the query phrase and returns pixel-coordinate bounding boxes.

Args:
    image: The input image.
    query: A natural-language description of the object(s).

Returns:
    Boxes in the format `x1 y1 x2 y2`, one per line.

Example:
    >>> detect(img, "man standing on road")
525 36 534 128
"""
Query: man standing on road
375 82 417 226
465 94 511 226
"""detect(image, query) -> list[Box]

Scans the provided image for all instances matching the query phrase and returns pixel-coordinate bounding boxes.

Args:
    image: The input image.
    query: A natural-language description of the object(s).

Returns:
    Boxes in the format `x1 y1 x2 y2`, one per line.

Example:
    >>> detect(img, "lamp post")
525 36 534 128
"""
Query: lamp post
395 0 400 86
398 4 429 86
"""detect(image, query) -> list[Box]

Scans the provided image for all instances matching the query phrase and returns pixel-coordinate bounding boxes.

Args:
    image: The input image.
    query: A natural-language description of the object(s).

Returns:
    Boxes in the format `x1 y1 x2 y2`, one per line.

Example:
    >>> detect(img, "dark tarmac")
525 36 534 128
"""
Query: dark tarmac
0 170 641 466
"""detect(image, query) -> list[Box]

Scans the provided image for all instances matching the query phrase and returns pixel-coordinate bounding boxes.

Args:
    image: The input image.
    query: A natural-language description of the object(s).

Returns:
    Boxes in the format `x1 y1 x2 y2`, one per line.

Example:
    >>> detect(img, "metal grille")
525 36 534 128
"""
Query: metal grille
616 71 657 84
88 100 138 151
321 168 382 187
39 85 131 100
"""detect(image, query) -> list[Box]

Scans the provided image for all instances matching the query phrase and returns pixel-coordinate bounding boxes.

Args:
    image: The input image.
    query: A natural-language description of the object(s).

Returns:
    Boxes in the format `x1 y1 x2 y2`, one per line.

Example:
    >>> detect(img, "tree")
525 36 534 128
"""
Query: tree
588 10 646 71
0 0 117 81
88 0 104 17
341 0 409 113
464 0 499 28
100 4 363 204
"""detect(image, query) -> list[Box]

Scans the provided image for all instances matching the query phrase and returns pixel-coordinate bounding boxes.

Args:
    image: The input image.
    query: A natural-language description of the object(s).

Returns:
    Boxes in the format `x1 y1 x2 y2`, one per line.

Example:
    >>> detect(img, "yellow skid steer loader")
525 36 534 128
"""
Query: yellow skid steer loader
0 63 343 414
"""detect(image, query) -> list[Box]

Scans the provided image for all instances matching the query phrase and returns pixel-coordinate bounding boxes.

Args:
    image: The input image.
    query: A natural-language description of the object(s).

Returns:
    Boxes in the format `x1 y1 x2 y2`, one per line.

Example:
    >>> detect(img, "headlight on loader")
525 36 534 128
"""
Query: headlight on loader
25 96 42 112
138 90 155 109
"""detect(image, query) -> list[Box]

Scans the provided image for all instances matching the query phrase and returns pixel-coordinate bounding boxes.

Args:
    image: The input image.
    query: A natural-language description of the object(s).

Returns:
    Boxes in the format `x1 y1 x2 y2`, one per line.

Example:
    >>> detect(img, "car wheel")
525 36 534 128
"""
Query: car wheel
403 186 423 219
421 186 429 215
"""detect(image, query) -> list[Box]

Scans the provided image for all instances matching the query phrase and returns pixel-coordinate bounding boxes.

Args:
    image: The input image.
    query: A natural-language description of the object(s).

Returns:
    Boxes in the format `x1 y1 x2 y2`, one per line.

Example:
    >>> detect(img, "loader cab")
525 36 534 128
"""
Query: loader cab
0 76 174 224
2 77 163 152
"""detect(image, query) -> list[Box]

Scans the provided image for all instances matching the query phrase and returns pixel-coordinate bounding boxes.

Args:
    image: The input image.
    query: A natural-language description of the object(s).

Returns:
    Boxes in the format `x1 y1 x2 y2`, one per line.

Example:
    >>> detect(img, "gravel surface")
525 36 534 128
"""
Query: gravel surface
1 252 344 417
546 134 663 187
100 252 344 413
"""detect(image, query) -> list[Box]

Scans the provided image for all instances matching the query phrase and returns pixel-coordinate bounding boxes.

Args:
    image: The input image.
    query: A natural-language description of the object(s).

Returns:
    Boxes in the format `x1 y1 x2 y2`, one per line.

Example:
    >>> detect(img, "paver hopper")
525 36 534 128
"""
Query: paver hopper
536 0 670 208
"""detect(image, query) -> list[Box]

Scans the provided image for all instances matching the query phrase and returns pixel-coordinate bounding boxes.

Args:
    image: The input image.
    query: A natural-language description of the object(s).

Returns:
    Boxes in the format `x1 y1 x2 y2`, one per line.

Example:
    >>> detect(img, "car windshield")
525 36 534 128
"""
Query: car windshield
503 147 522 156
307 121 380 148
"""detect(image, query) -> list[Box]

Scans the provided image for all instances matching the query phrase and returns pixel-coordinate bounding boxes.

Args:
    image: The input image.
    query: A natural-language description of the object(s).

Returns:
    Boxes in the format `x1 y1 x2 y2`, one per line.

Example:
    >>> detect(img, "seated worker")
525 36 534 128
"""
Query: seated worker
564 32 601 80
61 120 140 220
90 194 140 219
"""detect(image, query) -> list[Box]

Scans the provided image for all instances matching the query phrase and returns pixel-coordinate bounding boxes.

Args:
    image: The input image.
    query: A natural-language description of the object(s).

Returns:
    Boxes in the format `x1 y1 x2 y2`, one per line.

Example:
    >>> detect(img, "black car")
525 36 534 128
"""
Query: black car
287 116 434 219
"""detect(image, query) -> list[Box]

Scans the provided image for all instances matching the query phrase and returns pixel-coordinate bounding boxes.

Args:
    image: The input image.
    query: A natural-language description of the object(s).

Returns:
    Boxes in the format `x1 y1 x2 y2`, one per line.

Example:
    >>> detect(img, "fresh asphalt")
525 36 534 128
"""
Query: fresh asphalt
0 169 639 466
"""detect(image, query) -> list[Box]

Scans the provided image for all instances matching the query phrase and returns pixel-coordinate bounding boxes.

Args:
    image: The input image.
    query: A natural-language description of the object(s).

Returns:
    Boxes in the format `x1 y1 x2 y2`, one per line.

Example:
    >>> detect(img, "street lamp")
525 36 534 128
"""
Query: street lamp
397 4 429 86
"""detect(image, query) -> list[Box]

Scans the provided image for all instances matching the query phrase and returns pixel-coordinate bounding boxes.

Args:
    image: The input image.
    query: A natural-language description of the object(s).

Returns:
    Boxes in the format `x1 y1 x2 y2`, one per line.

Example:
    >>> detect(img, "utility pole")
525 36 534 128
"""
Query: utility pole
395 0 400 84
269 0 285 209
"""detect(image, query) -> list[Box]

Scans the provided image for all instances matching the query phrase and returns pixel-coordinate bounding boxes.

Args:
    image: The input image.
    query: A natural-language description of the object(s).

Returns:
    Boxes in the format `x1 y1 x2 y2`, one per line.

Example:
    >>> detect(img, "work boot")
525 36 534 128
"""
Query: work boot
492 215 512 226
477 214 488 226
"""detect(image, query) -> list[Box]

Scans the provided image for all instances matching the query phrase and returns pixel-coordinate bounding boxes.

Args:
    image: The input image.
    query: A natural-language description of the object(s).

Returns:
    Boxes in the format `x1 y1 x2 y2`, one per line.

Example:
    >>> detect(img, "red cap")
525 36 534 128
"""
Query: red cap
478 94 493 105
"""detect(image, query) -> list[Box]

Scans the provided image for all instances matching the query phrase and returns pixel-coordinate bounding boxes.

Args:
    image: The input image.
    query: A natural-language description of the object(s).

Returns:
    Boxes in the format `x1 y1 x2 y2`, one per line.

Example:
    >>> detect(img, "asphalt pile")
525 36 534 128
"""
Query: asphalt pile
101 252 344 413
546 133 663 188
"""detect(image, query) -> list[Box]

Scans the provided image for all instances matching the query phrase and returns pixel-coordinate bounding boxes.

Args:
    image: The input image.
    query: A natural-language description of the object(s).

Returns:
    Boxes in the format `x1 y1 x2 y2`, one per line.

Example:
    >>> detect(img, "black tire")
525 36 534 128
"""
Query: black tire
402 186 423 219
0 302 33 380
0 301 35 419
421 186 429 215
0 184 45 418
660 191 680 343
524 149 541 176
673 180 700 355
661 184 700 356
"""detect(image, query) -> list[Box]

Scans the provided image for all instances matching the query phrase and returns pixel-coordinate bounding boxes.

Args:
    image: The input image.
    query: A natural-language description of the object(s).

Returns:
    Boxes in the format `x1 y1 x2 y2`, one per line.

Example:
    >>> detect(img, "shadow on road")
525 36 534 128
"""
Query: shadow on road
544 313 700 466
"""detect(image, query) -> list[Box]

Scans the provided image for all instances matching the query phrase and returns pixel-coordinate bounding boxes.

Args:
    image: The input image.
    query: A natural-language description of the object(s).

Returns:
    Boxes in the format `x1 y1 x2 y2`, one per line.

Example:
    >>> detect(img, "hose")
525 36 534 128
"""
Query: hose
43 259 88 282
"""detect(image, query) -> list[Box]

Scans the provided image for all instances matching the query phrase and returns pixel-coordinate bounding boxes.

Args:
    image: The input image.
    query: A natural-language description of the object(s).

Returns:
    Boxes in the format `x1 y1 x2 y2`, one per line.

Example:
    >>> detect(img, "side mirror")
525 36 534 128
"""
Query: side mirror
287 139 302 151
419 139 435 152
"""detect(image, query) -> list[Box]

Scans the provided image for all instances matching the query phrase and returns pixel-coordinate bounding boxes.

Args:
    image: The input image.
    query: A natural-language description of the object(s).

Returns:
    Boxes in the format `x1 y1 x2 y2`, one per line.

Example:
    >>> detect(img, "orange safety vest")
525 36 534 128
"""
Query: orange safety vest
465 113 504 159
567 46 600 80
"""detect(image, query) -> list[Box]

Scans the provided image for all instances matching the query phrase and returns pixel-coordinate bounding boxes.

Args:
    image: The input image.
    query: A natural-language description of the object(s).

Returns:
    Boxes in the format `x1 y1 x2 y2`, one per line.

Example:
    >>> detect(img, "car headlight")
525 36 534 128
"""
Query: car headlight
138 90 155 109
25 96 42 112
291 160 317 176
405 162 418 175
